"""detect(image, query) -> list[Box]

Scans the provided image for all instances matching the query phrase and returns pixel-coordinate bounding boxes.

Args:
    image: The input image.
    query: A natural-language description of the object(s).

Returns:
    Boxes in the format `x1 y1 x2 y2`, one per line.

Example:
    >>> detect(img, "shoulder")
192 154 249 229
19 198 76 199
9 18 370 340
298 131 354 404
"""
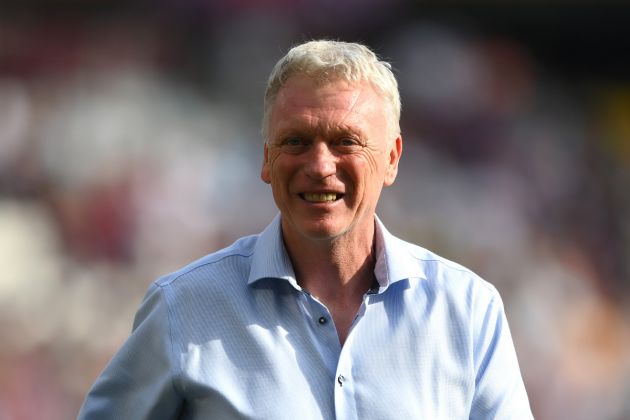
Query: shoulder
137 233 263 339
389 234 500 308
154 233 259 292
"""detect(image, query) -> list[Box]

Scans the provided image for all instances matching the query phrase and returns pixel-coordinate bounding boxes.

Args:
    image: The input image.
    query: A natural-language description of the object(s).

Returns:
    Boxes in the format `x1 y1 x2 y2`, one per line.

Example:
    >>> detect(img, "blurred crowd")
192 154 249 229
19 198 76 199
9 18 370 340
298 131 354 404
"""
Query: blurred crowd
1 4 629 419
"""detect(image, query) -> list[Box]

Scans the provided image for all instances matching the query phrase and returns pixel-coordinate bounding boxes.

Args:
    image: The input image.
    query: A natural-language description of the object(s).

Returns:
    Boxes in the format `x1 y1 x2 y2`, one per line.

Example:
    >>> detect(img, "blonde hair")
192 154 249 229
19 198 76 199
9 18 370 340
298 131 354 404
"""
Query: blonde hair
262 40 401 141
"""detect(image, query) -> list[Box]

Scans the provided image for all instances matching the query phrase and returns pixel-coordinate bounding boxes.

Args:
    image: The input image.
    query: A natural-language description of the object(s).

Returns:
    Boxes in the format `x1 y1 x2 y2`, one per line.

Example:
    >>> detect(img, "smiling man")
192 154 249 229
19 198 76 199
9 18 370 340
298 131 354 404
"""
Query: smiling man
78 40 533 419
261 72 402 345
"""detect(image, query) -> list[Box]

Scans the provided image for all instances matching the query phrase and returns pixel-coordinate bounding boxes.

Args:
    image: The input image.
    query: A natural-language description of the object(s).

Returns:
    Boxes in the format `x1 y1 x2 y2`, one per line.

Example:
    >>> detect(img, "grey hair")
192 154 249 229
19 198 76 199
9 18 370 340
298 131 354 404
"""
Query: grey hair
262 40 401 141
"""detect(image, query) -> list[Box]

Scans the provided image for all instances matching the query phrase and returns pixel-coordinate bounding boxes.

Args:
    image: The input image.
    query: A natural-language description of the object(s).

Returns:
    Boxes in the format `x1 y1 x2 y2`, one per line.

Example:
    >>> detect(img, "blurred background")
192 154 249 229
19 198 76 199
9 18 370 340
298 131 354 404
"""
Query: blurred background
1 1 630 419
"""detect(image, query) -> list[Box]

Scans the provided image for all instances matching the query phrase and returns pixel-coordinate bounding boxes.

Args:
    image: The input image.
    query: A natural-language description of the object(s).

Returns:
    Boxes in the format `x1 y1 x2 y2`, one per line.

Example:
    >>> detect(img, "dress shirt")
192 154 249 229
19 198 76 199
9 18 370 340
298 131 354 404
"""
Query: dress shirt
78 214 533 419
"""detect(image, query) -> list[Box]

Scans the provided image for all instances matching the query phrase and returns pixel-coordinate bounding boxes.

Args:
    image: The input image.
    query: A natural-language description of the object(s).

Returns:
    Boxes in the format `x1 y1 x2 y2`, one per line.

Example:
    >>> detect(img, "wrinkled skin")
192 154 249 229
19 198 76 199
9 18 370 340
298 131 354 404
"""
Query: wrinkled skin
261 75 402 249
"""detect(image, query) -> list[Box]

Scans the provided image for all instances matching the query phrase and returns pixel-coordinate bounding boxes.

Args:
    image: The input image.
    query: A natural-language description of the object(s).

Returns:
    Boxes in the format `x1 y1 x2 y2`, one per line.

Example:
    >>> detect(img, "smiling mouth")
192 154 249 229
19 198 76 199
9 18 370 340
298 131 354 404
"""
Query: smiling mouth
300 192 344 203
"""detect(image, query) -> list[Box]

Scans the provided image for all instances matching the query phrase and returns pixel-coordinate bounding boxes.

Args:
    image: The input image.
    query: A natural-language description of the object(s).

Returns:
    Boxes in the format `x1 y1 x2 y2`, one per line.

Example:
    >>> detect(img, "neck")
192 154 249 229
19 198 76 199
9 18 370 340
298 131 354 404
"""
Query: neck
281 218 378 345
282 220 377 299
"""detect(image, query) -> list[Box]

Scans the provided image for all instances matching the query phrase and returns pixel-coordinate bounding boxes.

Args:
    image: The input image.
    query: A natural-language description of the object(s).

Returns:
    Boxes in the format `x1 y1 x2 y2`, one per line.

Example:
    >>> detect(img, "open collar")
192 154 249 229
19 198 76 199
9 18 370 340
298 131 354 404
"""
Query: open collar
248 214 427 292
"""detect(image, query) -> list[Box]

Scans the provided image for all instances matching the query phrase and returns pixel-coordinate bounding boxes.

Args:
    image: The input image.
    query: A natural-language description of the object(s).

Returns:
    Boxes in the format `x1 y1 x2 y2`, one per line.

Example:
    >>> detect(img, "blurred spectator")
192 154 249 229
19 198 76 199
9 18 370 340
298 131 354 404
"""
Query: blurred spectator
1 6 629 419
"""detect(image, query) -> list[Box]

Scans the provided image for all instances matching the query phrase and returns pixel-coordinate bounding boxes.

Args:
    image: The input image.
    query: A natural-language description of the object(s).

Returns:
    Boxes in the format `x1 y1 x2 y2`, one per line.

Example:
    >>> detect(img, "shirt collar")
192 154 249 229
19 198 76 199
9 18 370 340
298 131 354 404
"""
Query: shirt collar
248 214 299 288
373 215 427 291
248 214 427 291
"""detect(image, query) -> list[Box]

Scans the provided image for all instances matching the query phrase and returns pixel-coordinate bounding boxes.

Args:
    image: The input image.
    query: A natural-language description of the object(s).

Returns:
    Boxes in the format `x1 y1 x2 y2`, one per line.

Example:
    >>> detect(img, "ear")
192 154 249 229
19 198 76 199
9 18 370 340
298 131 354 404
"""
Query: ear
384 136 402 187
261 142 271 184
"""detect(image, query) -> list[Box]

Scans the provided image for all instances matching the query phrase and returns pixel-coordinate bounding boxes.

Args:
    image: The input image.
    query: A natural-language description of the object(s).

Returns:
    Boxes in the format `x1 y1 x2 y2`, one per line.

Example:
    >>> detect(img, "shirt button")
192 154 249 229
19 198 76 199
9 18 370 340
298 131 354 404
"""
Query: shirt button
337 375 345 386
318 316 327 325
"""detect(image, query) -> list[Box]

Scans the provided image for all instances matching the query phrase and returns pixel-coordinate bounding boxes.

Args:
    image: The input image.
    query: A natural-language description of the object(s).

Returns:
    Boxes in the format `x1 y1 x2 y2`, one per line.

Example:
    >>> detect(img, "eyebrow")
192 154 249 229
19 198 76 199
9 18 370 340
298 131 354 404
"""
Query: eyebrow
272 121 366 141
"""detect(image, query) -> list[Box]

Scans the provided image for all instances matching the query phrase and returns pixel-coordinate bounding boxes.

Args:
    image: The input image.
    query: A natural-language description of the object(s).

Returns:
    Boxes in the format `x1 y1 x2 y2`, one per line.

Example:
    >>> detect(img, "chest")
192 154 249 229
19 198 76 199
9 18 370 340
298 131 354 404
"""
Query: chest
172 287 475 419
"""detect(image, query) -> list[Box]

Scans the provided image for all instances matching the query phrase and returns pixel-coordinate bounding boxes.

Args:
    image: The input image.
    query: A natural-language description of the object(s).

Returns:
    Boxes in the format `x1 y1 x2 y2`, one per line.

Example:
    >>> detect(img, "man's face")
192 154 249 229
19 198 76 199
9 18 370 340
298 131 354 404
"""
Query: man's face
261 75 402 243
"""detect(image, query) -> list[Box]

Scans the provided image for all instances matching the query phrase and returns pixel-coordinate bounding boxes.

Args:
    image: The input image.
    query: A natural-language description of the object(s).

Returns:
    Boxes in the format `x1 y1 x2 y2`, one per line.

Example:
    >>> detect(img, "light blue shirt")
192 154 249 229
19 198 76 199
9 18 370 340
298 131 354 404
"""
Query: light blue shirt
78 214 533 419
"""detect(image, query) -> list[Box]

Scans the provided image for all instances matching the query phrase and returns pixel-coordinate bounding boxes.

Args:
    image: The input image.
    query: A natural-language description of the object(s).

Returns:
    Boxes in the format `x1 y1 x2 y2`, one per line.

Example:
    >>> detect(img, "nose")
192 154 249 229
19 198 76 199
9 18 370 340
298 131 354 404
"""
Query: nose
303 141 336 180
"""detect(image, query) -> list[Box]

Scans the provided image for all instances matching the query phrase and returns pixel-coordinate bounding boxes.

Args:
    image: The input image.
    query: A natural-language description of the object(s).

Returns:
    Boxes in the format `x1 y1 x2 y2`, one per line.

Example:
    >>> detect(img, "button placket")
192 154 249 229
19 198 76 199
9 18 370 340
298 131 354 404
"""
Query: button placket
334 359 357 420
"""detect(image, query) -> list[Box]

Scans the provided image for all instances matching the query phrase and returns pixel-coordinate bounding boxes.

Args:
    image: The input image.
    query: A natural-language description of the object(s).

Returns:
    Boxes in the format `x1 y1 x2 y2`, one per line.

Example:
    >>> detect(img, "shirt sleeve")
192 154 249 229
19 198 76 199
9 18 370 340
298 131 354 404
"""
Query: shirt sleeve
470 287 534 420
77 283 183 419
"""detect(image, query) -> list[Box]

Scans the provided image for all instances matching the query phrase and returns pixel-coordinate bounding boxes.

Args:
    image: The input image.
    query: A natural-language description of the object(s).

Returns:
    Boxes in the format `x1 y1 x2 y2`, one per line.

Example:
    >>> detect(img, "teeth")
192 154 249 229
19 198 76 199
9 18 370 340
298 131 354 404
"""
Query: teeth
303 193 338 202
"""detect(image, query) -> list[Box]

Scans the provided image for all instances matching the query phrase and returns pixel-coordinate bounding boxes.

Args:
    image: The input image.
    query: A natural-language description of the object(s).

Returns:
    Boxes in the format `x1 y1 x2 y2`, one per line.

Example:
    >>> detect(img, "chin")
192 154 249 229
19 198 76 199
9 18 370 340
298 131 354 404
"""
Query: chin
293 220 349 241
301 227 343 241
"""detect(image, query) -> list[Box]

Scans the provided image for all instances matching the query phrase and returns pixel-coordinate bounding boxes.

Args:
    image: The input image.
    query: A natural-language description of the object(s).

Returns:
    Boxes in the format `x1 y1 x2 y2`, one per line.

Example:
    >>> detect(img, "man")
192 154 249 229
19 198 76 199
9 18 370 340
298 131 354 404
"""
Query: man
78 40 533 419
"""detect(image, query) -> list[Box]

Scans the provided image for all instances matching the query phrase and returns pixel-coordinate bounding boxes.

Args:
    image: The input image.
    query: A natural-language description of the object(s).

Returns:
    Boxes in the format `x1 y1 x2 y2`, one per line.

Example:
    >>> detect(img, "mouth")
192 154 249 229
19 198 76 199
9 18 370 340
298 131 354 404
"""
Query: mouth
299 192 344 203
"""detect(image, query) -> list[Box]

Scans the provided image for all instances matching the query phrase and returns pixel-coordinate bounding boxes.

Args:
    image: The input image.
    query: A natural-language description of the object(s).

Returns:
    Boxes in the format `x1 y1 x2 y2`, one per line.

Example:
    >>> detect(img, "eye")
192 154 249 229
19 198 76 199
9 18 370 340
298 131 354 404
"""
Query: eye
334 137 362 151
280 136 309 153
340 138 357 146
285 137 302 146
282 137 306 147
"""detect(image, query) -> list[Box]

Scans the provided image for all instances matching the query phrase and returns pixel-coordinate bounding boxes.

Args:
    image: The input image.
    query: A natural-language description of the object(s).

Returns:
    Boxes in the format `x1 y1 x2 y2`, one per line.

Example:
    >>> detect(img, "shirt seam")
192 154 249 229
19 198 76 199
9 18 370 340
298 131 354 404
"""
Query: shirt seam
158 252 254 287
406 252 496 294
155 282 183 399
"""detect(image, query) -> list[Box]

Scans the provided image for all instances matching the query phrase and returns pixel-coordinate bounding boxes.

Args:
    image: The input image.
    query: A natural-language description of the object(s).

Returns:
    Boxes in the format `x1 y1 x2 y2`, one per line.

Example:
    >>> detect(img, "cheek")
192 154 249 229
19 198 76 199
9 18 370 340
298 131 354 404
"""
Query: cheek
354 152 384 180
351 154 388 200
268 156 295 189
341 158 372 192
265 150 282 177
363 147 386 171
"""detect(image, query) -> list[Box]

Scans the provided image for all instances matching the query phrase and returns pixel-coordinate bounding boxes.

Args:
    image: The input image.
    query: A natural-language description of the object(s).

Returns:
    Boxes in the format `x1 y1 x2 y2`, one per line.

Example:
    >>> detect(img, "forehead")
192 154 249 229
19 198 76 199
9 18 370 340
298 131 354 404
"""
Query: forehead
269 75 386 135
